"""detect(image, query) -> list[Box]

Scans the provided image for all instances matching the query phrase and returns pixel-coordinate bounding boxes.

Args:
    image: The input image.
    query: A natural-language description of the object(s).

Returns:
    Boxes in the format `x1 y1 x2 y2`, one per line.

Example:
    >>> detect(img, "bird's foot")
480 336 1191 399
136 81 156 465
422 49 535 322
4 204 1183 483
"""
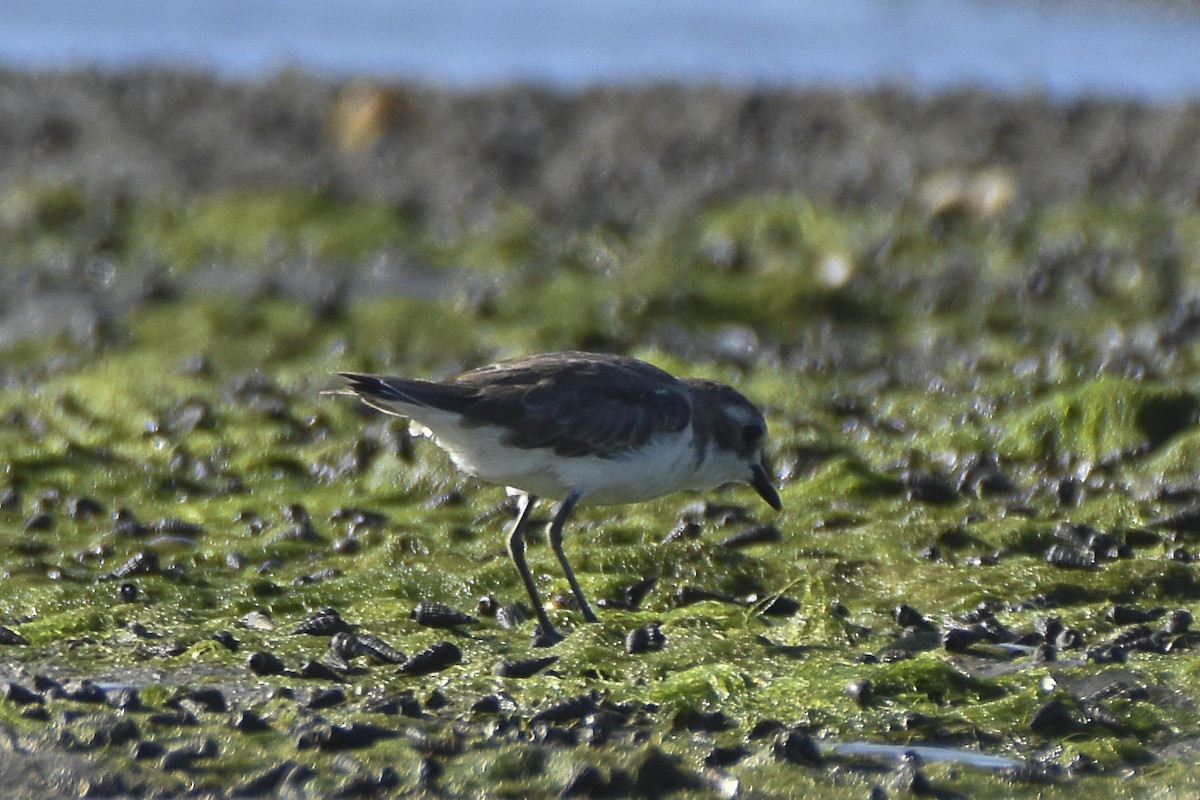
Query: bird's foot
532 623 564 648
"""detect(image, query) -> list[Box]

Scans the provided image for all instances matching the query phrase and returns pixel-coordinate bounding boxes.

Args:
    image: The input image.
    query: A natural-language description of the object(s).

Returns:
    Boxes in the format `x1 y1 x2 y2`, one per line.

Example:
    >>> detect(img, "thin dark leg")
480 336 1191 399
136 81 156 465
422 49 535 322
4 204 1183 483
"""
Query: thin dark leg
549 490 599 623
506 493 562 644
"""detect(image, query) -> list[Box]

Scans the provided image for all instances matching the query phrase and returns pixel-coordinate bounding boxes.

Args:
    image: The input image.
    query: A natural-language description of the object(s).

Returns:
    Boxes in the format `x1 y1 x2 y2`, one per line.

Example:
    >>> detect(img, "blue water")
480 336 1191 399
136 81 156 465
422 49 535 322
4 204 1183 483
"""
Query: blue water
2 0 1198 99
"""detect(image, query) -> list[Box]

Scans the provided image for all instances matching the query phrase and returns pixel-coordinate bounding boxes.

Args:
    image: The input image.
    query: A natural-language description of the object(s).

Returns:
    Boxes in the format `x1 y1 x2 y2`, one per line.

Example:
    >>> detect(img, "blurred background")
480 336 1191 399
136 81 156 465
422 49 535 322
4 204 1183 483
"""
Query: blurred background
4 0 1200 98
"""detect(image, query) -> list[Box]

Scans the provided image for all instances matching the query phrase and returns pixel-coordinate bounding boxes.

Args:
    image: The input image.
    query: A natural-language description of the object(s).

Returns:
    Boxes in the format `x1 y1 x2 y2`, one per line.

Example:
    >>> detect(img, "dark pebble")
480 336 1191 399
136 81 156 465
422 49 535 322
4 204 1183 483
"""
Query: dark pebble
705 746 750 767
60 680 106 704
290 606 351 635
336 768 401 798
494 603 527 629
773 728 823 766
21 705 49 721
306 687 346 710
231 761 296 796
175 687 226 713
111 550 160 578
0 625 29 646
632 747 704 796
619 576 658 610
299 659 344 681
293 567 341 585
662 519 703 543
493 655 559 678
1044 544 1095 569
1087 644 1128 663
332 536 360 554
411 600 477 628
674 709 734 732
350 632 406 664
1112 625 1154 647
625 622 666 654
212 630 239 651
417 757 442 791
144 640 189 658
131 741 164 761
32 674 60 693
561 765 607 797
247 651 286 676
581 710 621 746
1166 609 1193 634
233 709 271 733
363 692 422 717
3 681 43 705
1030 698 1079 733
891 761 936 796
942 627 983 652
751 594 802 617
117 582 138 603
0 484 19 510
23 512 54 532
1151 505 1200 532
845 678 873 707
159 737 217 771
67 495 104 519
470 694 502 714
330 506 388 527
901 470 958 504
1034 616 1063 642
147 708 198 727
148 517 203 536
299 721 396 751
1055 628 1085 649
531 694 597 725
107 688 142 711
748 719 786 739
720 523 782 548
892 604 935 631
398 641 462 675
88 717 141 748
672 586 740 607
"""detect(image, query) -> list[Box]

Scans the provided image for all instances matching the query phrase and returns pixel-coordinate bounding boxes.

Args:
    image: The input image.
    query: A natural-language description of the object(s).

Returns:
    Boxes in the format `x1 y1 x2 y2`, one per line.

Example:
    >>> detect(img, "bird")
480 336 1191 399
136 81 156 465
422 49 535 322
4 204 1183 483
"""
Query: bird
337 351 782 645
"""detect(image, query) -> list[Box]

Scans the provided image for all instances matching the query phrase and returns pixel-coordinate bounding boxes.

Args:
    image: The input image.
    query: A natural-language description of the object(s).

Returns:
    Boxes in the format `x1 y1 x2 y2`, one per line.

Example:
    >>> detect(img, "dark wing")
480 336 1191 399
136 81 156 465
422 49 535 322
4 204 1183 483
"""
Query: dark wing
452 352 693 458
339 372 478 415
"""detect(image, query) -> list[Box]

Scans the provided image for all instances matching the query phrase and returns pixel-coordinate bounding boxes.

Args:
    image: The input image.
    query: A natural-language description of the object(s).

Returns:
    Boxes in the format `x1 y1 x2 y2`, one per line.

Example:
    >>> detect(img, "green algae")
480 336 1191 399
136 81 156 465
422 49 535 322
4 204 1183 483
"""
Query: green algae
4 188 1200 797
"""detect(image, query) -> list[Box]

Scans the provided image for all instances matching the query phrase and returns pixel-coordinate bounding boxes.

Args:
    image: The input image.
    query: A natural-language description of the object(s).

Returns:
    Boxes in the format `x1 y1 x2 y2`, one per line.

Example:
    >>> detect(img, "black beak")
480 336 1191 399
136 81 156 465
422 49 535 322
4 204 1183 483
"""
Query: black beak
749 461 782 511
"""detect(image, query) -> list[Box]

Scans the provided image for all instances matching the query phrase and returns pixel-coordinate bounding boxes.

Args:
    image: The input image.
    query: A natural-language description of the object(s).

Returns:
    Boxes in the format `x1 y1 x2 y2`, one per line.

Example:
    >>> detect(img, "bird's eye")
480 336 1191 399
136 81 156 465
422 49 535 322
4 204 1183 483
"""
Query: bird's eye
740 422 764 451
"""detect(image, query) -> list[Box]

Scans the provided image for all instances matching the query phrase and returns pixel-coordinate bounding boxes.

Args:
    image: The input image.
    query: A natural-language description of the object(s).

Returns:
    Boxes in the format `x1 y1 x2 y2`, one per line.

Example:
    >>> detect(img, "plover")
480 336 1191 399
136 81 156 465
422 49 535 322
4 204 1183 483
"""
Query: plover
338 351 781 644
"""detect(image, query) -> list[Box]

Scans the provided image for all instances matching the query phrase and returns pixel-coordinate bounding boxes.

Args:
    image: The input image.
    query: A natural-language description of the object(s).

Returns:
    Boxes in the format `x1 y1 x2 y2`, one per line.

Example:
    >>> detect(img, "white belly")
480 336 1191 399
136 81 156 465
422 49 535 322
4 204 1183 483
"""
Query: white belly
408 409 706 504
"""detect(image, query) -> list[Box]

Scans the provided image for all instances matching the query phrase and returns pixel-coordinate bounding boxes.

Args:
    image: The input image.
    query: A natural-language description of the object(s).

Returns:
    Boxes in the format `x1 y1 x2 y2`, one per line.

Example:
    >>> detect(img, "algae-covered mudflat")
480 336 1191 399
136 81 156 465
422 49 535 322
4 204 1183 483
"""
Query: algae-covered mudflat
3 70 1200 798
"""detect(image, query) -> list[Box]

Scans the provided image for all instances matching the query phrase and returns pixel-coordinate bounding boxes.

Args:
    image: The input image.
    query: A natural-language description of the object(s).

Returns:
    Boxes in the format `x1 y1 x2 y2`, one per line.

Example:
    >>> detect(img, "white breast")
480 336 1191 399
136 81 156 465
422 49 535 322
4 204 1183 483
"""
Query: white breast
407 407 715 505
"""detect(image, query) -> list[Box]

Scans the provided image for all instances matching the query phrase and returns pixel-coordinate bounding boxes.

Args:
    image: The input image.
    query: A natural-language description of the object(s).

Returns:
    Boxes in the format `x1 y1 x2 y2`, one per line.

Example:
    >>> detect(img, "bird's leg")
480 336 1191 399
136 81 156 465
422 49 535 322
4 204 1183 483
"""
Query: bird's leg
505 493 562 645
548 490 599 623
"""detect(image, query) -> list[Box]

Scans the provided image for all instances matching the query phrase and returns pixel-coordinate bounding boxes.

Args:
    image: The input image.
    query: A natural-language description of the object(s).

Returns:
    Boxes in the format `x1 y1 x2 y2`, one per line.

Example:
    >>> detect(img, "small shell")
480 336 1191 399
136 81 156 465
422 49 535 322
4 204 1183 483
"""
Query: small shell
410 601 477 629
1044 544 1096 569
530 694 596 724
398 642 462 676
0 625 29 646
624 623 666 655
111 550 160 578
290 607 352 636
492 655 559 679
720 524 782 548
353 633 406 664
247 651 286 676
